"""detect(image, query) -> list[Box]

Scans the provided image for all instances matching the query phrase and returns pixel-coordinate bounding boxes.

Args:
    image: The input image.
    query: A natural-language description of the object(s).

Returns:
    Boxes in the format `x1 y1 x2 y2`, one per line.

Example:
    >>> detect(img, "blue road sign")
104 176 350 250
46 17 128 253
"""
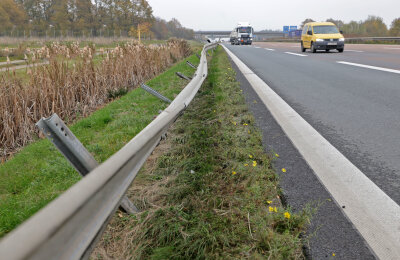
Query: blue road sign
283 26 289 33
289 26 297 31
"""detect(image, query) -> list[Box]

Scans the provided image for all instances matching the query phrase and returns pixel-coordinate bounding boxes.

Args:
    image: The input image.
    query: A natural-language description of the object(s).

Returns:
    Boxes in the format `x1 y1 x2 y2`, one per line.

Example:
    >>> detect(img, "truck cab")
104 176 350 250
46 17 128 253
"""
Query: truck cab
230 22 254 45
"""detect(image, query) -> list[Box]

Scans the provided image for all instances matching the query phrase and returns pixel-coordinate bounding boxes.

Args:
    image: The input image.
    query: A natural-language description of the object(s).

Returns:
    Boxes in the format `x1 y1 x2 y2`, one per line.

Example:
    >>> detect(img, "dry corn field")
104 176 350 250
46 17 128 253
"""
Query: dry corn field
0 38 192 160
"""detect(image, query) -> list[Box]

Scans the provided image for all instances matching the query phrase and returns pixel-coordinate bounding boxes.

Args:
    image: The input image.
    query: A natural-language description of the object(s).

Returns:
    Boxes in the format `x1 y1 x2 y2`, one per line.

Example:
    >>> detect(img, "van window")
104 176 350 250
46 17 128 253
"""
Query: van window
313 25 339 34
302 26 308 35
307 26 312 35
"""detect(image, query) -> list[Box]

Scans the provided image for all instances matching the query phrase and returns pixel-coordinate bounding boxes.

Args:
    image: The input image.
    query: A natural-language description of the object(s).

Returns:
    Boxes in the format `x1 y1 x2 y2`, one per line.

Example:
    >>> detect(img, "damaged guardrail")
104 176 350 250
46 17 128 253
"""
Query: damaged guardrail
0 42 218 260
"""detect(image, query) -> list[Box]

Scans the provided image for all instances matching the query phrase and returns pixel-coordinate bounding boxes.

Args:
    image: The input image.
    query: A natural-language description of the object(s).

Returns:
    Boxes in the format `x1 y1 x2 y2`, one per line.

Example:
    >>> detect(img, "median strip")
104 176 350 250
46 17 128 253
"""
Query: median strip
91 46 310 259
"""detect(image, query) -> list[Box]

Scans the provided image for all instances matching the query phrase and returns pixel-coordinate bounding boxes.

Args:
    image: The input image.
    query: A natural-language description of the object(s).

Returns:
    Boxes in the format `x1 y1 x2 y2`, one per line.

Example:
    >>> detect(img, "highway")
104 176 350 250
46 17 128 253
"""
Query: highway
223 42 400 259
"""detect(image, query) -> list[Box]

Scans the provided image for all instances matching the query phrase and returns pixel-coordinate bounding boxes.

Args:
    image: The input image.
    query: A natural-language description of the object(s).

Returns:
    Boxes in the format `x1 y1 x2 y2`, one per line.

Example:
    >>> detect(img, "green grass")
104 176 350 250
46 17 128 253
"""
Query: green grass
93 46 310 259
0 51 201 238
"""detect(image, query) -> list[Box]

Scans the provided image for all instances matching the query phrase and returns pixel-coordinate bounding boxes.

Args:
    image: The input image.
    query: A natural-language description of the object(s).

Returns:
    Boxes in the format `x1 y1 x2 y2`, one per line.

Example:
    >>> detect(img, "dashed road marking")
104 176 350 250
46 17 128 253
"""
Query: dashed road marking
285 52 307 57
344 50 364 53
337 61 400 74
264 48 275 51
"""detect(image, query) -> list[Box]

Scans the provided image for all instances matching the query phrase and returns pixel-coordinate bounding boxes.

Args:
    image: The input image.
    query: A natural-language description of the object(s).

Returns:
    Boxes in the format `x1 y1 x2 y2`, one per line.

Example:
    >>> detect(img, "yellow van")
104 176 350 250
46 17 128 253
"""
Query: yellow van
301 22 345 53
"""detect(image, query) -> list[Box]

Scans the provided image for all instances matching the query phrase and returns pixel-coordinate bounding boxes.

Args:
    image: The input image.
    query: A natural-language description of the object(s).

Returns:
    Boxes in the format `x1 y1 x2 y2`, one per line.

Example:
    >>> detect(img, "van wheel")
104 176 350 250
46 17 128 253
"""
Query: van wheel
325 49 330 52
311 42 316 53
301 42 306 52
338 48 344 53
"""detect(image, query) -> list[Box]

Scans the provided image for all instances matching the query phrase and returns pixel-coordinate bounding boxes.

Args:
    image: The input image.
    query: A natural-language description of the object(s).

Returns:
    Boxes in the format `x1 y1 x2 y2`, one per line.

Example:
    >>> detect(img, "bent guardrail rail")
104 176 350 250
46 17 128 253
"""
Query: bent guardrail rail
0 42 218 260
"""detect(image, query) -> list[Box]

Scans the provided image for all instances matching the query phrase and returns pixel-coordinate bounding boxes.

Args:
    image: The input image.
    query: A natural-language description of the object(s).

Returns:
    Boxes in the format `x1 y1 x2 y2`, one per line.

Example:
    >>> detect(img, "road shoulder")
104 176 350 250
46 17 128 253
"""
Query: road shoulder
224 44 376 260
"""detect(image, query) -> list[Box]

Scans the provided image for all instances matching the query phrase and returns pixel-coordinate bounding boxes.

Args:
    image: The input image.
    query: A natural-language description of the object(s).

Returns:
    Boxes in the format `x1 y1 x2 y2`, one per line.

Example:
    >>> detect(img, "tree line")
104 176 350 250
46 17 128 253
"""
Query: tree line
0 0 195 39
301 16 400 36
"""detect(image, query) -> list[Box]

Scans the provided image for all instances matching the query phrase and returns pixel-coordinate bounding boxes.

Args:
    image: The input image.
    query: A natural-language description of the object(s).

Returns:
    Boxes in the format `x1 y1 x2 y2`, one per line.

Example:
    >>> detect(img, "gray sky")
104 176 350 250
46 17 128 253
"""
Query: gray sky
147 0 400 31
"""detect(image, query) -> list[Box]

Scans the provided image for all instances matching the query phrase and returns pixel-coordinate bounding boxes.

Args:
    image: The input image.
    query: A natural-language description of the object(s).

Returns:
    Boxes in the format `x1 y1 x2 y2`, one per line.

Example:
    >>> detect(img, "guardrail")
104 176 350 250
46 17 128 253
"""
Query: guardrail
0 42 218 260
345 36 400 41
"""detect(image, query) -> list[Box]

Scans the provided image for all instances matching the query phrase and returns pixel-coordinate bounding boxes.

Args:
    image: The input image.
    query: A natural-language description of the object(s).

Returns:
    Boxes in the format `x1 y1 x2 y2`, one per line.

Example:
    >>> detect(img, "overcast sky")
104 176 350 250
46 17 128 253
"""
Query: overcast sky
147 0 400 31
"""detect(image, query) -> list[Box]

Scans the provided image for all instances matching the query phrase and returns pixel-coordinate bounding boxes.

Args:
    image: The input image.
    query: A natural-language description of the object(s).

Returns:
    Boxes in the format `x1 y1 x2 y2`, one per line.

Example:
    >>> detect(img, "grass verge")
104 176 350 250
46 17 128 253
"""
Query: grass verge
0 51 201 238
92 46 310 259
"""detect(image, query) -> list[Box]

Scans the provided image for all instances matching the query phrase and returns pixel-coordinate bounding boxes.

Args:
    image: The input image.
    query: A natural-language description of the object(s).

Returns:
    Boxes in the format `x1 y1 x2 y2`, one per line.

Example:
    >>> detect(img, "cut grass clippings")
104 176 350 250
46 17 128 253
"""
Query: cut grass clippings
92 46 310 259
0 51 201 238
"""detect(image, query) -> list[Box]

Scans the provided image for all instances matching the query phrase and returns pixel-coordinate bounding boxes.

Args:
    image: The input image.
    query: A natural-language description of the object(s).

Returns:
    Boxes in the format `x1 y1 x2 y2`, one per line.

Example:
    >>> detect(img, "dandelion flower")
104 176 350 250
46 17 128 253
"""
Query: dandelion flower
282 168 286 173
284 212 291 219
232 171 237 175
243 123 248 126
267 200 272 204
253 161 257 167
269 206 274 212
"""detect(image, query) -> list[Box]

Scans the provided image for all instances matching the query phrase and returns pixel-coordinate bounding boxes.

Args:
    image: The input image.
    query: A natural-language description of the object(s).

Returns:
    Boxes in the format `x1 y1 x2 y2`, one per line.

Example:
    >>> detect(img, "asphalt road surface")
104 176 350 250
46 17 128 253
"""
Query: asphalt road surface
224 42 400 259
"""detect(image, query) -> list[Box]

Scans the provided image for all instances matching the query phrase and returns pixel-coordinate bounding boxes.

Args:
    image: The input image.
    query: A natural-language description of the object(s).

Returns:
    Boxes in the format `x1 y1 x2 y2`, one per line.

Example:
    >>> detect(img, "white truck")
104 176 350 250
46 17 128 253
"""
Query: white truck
230 22 254 45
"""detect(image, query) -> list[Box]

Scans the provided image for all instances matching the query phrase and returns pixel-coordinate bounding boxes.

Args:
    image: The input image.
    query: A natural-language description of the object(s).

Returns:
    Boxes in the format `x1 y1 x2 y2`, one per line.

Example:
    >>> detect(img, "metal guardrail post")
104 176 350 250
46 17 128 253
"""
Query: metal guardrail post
176 72 192 81
140 83 172 103
186 61 197 69
36 114 139 214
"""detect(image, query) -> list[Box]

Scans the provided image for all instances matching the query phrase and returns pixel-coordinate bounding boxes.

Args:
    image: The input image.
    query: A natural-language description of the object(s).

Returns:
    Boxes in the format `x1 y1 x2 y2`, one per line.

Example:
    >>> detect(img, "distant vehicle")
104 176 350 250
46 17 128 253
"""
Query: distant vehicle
301 22 345 53
230 22 254 45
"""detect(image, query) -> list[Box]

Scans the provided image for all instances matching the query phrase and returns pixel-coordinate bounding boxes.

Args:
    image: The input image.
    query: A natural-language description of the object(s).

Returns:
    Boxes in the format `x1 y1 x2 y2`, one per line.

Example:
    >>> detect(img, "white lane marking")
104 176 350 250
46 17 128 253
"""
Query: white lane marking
285 52 307 57
337 61 400 74
222 45 400 260
254 46 261 48
264 48 275 51
344 50 364 53
290 45 299 48
384 47 400 50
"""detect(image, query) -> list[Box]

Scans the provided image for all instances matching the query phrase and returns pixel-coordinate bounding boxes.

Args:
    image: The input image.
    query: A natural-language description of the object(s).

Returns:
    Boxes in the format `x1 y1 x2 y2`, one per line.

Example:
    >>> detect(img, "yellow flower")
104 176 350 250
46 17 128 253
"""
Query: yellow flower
213 110 216 113
268 206 274 212
267 200 272 204
232 171 237 175
332 253 336 257
248 130 251 134
284 212 291 219
275 153 279 157
243 123 248 126
249 154 253 158
233 121 237 126
244 163 249 167
253 161 257 167
282 168 286 173
274 207 277 213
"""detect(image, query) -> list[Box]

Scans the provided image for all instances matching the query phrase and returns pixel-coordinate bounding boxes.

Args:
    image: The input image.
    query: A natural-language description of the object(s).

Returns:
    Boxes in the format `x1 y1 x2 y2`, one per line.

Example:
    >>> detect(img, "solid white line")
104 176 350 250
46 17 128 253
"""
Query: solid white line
337 61 400 74
344 50 364 53
285 52 307 57
254 46 261 48
222 45 400 260
264 48 275 51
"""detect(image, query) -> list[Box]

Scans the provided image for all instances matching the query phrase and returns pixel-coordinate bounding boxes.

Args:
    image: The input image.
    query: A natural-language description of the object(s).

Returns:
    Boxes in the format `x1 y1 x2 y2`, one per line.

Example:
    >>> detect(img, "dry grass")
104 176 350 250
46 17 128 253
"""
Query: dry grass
0 38 192 160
